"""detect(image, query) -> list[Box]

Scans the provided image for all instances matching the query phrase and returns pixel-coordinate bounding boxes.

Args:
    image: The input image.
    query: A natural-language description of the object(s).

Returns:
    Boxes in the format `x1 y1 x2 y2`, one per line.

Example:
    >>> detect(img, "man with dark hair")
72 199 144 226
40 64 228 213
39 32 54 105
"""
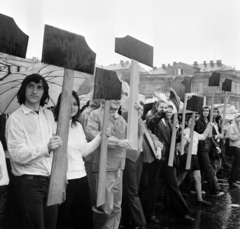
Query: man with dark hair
6 74 62 229
144 99 195 225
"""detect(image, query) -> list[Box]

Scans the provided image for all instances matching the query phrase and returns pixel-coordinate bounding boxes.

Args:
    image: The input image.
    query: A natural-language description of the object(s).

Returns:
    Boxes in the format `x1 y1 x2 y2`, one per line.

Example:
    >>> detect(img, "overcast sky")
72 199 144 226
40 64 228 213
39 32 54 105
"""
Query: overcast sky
1 0 240 70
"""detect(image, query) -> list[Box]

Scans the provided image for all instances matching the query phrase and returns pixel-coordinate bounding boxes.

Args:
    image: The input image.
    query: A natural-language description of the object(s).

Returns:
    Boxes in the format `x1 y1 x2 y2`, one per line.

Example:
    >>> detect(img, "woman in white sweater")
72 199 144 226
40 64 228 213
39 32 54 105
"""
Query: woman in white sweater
54 91 103 229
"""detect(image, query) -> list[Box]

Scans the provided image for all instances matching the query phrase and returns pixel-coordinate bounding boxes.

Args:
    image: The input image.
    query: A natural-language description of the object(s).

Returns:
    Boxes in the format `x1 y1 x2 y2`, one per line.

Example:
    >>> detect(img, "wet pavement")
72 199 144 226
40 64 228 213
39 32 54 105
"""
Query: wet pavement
143 180 240 229
121 174 240 229
1 165 240 229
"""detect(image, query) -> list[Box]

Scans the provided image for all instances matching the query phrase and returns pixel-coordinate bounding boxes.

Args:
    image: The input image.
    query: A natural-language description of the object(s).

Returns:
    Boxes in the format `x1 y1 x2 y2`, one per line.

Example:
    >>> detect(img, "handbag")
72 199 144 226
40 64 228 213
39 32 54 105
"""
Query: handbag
0 142 9 186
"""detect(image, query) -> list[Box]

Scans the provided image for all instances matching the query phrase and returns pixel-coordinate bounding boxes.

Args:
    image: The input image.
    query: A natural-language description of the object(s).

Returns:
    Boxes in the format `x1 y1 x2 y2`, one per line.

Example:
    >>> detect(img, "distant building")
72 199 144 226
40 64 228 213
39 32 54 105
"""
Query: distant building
139 60 240 110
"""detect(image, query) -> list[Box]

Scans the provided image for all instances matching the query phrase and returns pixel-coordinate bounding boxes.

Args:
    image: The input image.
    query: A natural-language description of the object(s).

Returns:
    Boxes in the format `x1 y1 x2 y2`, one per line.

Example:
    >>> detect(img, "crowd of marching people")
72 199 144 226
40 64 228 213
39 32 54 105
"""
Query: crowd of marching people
0 73 240 229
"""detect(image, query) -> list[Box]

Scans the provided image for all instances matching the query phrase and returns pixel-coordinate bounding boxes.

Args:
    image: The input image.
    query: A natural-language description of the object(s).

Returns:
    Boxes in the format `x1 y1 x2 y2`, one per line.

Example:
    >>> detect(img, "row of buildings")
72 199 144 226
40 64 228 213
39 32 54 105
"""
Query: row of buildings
104 60 240 111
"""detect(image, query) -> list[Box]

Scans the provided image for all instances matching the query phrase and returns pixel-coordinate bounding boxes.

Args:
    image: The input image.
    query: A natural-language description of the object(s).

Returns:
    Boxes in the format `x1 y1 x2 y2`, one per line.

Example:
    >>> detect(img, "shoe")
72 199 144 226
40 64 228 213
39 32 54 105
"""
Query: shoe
197 200 211 206
191 190 206 195
229 182 240 188
147 216 159 224
211 191 224 197
120 220 132 228
176 215 195 225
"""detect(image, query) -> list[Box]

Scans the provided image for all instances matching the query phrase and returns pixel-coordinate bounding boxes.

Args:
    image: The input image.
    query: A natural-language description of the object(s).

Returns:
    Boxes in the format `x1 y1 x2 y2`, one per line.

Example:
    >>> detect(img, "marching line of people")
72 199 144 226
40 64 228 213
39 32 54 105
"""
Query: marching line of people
0 74 239 229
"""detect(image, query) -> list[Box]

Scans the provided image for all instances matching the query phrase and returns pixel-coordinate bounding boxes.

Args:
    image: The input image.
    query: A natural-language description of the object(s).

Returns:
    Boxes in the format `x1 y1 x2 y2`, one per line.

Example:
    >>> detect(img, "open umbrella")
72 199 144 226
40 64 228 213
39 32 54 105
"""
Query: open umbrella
0 58 91 114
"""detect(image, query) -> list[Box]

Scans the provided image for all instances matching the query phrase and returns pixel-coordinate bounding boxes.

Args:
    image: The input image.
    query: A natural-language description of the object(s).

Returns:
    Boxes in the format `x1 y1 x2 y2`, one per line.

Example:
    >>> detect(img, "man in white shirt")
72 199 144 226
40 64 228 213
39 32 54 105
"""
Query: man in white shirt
6 74 62 229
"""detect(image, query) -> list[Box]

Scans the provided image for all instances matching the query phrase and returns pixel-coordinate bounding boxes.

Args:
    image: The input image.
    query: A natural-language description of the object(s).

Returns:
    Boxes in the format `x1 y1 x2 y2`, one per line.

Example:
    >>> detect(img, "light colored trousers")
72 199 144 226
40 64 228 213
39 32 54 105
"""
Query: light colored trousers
92 170 123 229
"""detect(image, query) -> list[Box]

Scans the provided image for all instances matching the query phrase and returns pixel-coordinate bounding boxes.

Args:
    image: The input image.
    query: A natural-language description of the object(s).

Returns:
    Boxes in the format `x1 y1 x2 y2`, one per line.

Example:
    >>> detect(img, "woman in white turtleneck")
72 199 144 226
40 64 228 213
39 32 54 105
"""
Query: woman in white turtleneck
54 91 103 229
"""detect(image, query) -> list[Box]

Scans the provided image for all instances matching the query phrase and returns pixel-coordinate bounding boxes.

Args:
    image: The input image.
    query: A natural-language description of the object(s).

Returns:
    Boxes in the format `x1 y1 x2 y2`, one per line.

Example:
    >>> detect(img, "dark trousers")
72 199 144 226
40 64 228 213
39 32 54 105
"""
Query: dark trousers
161 161 189 216
228 147 240 184
198 151 220 194
122 153 146 227
14 175 58 229
143 160 189 218
57 176 93 229
3 159 21 227
143 160 163 218
85 161 95 205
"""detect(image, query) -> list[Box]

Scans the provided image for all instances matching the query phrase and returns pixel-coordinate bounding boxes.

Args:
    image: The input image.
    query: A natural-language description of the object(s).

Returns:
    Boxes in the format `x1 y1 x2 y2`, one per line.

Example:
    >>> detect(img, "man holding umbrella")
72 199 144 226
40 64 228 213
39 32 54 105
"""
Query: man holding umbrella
6 74 62 229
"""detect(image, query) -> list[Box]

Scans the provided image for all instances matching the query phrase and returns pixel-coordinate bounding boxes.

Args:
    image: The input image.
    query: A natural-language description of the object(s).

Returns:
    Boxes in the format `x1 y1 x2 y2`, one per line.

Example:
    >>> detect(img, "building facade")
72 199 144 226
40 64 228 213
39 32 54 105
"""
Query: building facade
139 60 240 110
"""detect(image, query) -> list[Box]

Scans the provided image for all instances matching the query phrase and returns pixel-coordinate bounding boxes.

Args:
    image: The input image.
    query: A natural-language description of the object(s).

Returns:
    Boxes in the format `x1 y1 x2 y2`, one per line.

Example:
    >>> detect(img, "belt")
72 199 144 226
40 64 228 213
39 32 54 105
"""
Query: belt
21 175 50 181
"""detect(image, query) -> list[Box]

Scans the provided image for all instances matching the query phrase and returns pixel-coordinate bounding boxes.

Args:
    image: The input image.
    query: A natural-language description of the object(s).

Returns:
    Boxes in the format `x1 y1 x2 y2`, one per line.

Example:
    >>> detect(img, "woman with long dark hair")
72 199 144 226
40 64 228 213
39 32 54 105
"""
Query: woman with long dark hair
194 106 224 196
55 91 102 229
177 115 211 206
211 108 223 183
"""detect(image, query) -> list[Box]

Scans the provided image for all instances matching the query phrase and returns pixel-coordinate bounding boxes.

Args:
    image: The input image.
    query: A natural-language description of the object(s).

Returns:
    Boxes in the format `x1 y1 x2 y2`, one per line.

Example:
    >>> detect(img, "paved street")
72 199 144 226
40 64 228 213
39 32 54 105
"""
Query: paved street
1 165 240 229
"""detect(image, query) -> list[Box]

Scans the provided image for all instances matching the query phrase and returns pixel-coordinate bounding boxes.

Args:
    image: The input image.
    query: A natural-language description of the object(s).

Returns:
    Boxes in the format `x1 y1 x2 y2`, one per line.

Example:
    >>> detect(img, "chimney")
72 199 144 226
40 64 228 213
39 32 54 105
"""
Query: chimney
173 62 176 65
125 60 129 66
194 61 198 66
162 64 166 69
168 63 171 67
153 66 157 70
210 60 214 66
120 60 124 68
216 60 222 66
204 61 207 66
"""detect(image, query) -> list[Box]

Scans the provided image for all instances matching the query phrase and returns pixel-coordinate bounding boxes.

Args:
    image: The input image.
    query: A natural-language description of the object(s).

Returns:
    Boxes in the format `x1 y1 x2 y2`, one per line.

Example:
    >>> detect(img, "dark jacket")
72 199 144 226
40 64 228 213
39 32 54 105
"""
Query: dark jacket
147 111 180 161
194 118 218 153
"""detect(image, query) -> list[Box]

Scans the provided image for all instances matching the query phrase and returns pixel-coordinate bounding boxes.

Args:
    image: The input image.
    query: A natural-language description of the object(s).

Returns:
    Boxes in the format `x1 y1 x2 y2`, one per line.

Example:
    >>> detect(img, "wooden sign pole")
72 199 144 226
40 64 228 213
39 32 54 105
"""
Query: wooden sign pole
221 91 227 135
209 88 214 137
180 93 188 155
115 35 153 151
168 113 178 166
221 78 232 135
185 95 204 170
47 69 73 205
97 101 110 206
208 72 220 137
41 25 96 206
93 68 122 206
127 59 139 150
185 112 196 170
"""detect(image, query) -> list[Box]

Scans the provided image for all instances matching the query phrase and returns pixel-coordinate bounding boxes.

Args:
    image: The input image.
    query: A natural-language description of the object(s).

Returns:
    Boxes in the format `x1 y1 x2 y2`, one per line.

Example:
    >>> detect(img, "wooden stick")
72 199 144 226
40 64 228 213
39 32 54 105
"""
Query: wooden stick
209 88 214 137
221 91 227 135
47 69 73 206
185 112 196 170
180 94 188 155
168 113 178 167
96 100 110 207
127 59 139 151
140 120 157 157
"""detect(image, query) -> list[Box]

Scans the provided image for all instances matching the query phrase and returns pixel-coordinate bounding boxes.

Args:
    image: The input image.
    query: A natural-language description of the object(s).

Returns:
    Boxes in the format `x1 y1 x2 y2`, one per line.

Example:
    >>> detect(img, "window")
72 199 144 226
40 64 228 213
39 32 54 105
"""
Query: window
177 68 183 75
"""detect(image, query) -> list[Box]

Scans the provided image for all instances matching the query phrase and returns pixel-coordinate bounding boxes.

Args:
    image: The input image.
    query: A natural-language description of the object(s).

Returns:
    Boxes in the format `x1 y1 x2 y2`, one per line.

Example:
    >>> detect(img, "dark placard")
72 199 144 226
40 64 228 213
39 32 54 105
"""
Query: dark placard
186 95 204 112
93 68 122 100
209 72 220 87
0 14 29 58
115 35 153 67
222 78 232 92
42 25 96 74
